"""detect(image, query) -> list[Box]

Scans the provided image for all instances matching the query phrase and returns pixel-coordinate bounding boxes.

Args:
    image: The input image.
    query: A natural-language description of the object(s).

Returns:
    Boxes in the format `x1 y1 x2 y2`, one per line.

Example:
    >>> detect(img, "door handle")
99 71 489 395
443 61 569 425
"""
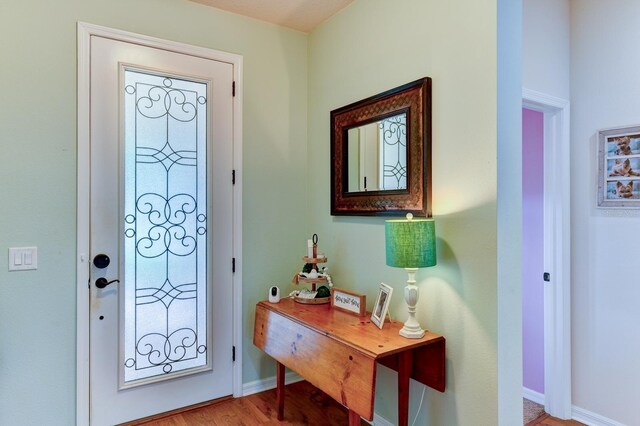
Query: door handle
95 278 120 289
93 254 111 269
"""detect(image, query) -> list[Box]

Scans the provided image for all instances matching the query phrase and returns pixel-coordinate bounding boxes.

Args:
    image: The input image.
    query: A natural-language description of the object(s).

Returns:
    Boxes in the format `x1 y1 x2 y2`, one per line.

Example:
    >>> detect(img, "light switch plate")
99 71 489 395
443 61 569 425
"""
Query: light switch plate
8 247 38 271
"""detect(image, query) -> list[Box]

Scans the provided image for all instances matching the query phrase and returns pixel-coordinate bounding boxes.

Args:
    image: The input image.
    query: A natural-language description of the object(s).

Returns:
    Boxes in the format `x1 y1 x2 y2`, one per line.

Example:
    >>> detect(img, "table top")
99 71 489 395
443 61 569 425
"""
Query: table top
257 298 444 359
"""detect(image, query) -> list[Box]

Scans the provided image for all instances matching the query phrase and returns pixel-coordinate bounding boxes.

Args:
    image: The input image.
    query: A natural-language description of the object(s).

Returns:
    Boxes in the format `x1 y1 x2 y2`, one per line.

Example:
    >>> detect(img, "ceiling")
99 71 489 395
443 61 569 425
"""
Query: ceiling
189 0 354 33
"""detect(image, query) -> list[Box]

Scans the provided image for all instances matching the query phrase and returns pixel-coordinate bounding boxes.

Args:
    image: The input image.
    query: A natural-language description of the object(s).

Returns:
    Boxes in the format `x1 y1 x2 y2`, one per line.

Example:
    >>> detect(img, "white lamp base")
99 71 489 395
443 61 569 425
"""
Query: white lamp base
399 268 425 339
399 327 425 339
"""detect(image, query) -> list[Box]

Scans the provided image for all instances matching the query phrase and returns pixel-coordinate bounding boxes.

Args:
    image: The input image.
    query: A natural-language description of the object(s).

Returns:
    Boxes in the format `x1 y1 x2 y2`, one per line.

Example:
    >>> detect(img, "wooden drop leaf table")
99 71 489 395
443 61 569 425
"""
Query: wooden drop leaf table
253 298 445 426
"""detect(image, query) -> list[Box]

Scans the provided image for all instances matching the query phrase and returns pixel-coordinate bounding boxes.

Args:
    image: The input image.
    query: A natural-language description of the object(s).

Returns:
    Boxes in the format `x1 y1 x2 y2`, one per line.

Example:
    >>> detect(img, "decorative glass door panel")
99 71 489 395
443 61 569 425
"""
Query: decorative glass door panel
89 35 233 425
122 69 209 384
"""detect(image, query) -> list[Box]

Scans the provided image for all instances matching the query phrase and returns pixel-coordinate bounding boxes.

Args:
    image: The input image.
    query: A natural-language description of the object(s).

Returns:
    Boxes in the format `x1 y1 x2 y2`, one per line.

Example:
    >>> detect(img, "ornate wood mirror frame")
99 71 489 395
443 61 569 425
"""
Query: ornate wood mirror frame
330 77 432 216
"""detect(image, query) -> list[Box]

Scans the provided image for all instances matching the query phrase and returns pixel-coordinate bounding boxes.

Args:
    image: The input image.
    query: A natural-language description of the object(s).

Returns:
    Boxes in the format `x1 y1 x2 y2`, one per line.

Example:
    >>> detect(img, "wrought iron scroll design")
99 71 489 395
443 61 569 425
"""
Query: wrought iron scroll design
123 72 207 380
380 115 407 190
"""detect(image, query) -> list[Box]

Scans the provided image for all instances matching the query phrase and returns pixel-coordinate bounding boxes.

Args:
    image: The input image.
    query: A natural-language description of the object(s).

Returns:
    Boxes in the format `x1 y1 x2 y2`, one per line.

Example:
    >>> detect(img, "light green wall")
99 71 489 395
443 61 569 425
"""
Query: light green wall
0 1 307 425
0 0 523 424
307 0 518 424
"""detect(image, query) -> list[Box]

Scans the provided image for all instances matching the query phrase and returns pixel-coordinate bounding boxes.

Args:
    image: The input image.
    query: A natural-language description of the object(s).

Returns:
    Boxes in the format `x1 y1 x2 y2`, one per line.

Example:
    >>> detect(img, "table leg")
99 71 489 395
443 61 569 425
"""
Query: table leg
276 361 285 421
398 350 413 426
348 409 361 426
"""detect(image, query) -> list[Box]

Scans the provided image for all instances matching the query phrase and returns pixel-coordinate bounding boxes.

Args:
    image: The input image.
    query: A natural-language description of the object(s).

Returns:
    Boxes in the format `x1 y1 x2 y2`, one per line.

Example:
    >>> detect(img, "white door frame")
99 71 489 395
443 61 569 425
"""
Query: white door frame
76 22 243 425
522 88 572 419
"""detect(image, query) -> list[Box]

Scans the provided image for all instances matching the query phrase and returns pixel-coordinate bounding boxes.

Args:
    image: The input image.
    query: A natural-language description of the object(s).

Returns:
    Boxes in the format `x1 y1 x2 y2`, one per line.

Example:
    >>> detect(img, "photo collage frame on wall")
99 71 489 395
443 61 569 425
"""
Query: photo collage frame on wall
598 125 640 208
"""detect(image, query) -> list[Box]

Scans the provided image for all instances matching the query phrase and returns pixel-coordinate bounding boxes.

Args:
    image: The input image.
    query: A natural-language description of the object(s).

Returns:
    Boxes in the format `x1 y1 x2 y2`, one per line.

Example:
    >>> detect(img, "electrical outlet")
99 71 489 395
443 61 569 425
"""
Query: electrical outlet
8 247 38 271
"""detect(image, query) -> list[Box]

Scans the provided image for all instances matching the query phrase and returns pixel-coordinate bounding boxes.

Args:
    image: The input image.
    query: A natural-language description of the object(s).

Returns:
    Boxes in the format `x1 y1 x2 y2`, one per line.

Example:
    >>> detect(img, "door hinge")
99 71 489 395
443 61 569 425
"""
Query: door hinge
232 346 236 362
232 169 236 185
232 257 236 273
543 272 551 282
232 81 236 97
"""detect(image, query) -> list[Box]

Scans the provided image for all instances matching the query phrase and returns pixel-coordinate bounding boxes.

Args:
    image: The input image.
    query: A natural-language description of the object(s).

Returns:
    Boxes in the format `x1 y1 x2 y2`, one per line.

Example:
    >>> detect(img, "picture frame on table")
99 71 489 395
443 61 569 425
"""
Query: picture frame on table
598 125 640 208
371 282 393 329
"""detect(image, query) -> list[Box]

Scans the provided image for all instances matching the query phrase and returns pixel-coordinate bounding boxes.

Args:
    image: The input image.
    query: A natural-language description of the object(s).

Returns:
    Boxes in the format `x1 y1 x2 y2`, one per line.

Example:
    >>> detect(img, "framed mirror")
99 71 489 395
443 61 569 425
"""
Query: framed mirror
330 78 431 216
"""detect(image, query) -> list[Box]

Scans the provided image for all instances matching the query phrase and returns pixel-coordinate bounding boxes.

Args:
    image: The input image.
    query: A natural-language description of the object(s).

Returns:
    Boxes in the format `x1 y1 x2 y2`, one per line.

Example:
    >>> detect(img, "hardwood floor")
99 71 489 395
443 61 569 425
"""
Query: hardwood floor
526 413 585 426
126 380 583 425
128 380 368 425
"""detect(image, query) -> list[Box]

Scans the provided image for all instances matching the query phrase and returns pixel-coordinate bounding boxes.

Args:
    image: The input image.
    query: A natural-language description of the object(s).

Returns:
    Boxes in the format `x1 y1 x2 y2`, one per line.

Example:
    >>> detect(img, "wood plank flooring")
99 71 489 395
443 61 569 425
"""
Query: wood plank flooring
128 380 368 425
126 380 582 425
526 413 585 426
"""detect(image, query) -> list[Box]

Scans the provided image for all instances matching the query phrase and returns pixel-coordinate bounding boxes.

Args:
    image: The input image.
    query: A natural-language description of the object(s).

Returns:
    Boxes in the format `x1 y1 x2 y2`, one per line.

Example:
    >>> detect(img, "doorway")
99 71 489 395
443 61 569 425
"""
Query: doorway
77 23 243 425
522 89 572 419
522 107 545 412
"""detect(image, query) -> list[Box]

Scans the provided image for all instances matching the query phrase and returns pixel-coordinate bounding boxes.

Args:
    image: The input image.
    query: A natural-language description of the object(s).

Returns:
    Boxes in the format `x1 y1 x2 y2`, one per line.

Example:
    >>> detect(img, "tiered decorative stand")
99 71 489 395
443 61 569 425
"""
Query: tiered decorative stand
293 255 331 305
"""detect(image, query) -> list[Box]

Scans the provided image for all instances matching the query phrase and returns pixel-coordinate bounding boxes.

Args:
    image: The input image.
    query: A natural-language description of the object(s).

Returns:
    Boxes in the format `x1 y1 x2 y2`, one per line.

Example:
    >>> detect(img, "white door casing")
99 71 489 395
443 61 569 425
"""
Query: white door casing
522 88 572 419
77 23 243 426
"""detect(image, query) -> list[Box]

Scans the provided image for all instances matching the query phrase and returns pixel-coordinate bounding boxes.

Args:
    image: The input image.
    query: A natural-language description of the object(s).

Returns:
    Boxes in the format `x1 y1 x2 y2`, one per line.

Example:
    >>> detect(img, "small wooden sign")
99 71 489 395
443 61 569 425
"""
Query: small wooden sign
330 288 366 316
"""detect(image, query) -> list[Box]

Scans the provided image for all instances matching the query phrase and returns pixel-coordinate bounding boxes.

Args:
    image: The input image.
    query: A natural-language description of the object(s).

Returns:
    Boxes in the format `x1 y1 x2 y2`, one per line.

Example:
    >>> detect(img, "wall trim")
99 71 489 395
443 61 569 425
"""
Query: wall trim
521 388 627 426
372 413 394 426
76 22 91 426
76 21 243 426
523 387 545 406
242 372 304 396
522 88 572 419
572 406 626 426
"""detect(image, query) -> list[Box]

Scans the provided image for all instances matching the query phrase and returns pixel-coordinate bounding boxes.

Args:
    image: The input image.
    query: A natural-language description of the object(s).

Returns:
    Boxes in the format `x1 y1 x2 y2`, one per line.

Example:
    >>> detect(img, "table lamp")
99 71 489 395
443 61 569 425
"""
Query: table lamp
385 213 436 338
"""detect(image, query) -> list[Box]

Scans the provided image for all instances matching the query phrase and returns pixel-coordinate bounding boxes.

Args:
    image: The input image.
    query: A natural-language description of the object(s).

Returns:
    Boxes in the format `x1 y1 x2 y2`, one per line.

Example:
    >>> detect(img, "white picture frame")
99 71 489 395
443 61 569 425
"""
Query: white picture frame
597 125 640 208
371 282 393 329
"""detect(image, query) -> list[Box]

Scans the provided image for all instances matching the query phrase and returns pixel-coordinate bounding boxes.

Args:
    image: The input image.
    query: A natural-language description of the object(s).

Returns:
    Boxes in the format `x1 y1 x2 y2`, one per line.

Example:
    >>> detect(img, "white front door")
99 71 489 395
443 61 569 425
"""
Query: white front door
89 35 234 425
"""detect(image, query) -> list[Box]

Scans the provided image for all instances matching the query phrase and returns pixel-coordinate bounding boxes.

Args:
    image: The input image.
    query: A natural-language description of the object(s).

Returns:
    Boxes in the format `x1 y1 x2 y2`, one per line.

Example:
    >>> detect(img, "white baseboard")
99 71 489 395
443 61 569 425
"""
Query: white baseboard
371 403 624 426
241 371 304 396
523 387 545 405
572 406 627 426
372 412 394 426
520 386 625 426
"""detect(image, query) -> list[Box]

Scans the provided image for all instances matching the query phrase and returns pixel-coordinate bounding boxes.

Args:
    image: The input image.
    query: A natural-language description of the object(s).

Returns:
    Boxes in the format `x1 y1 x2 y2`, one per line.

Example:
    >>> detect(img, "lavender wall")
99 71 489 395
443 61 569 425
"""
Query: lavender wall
522 108 544 394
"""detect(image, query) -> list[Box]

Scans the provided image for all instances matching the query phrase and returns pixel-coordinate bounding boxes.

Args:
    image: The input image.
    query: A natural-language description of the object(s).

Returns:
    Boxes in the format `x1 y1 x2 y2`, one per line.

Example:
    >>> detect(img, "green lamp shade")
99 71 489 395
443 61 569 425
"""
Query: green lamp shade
385 218 436 268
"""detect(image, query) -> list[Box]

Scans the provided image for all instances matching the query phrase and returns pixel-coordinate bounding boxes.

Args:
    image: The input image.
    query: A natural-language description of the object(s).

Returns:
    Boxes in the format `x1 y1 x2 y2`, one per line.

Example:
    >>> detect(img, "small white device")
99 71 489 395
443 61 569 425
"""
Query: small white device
268 286 280 303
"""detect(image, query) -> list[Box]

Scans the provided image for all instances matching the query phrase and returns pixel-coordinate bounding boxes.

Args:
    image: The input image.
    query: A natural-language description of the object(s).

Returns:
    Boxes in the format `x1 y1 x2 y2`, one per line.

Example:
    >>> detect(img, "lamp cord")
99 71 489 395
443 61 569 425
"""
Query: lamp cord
411 385 427 426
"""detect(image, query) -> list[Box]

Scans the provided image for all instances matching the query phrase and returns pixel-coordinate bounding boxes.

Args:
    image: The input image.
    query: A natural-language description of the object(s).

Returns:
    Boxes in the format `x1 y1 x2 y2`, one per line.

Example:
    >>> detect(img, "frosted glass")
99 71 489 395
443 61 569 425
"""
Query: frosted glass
380 114 407 190
123 70 208 383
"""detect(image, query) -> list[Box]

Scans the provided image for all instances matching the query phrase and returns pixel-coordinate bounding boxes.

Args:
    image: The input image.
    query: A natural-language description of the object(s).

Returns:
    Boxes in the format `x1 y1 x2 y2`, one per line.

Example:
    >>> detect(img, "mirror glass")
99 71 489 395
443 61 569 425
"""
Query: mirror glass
330 77 431 216
346 113 407 193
